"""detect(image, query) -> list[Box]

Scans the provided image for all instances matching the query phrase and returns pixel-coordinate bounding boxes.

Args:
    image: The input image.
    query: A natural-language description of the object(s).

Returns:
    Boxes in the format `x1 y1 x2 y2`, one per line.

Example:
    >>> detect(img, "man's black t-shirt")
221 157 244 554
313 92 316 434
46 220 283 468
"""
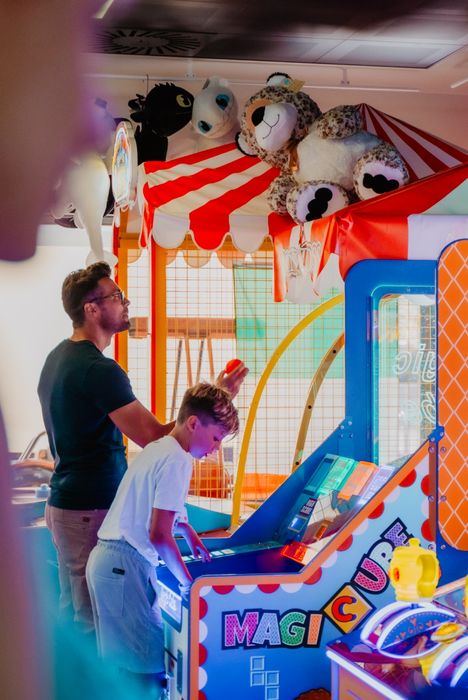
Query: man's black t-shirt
38 339 136 509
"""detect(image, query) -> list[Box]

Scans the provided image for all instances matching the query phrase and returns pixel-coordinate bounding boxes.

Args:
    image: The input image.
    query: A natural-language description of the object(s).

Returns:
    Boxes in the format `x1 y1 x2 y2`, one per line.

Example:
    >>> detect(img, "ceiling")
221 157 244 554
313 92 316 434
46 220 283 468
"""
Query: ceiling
91 0 468 80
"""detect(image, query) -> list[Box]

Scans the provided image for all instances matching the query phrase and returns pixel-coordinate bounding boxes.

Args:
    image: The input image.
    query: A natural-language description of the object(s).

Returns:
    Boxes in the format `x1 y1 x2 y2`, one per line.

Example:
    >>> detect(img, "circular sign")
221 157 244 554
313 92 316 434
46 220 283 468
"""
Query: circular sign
112 120 138 209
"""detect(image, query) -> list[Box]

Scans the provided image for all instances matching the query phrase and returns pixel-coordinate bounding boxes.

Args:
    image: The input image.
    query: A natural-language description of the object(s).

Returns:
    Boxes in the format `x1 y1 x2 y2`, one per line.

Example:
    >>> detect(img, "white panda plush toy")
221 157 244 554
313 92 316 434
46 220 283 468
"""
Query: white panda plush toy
191 76 239 149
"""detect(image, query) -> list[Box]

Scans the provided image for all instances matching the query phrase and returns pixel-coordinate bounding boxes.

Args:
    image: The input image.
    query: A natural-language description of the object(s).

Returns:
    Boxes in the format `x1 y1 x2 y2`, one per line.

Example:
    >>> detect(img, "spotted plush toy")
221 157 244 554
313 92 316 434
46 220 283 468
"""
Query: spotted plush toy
237 73 410 222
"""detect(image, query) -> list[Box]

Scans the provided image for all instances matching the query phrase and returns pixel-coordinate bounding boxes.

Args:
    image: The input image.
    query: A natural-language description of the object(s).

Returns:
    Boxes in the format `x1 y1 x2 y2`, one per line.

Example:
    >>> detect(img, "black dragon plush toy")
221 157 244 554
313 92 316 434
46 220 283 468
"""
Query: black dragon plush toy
128 82 194 163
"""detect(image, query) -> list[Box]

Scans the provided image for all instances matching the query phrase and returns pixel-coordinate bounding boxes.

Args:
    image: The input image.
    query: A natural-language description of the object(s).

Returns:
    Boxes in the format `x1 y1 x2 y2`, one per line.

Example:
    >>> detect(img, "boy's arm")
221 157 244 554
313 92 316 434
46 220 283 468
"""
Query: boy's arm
174 520 211 563
149 507 192 588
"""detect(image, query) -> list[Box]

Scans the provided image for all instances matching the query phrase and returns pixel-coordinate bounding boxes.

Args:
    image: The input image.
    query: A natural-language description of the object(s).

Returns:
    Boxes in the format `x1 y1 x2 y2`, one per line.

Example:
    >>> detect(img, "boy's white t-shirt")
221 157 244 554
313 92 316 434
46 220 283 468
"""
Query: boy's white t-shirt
98 435 192 565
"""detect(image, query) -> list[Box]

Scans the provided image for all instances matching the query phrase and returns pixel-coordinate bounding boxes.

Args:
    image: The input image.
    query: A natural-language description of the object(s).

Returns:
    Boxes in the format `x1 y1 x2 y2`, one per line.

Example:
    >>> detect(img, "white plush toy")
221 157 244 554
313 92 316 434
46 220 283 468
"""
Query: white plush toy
191 76 239 148
51 153 117 267
238 73 410 222
50 98 118 267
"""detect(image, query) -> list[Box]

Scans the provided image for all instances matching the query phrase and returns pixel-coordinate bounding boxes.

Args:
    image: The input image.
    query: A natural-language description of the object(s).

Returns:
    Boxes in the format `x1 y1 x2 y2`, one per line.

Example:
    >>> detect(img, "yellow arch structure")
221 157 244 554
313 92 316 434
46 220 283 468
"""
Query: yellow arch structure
291 332 345 472
230 293 344 528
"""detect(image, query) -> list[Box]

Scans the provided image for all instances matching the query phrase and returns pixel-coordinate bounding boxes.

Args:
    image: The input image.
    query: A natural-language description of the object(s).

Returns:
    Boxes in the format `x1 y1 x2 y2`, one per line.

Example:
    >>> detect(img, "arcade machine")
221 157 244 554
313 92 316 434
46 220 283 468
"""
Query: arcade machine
155 256 441 699
326 240 468 699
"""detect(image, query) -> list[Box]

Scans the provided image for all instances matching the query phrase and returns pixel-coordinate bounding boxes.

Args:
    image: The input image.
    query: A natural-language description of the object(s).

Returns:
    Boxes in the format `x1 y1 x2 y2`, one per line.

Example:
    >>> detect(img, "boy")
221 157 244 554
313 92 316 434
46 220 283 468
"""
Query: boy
86 383 239 696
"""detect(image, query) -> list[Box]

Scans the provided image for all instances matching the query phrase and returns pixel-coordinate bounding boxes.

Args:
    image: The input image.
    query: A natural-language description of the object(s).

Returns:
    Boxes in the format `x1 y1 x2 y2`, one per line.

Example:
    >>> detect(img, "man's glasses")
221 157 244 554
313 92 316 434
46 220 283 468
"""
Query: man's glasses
87 289 126 305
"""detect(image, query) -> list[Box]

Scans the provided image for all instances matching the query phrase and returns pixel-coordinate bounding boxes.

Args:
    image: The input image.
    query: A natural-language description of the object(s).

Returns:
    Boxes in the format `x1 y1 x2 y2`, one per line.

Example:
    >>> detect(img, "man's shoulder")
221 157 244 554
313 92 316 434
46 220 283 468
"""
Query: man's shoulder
47 339 98 362
45 338 69 358
85 352 128 383
40 340 73 377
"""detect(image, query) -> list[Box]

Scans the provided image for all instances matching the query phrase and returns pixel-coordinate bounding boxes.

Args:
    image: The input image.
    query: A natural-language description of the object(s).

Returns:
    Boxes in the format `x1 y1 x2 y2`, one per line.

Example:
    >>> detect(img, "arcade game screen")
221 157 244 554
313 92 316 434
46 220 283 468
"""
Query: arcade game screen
279 454 397 565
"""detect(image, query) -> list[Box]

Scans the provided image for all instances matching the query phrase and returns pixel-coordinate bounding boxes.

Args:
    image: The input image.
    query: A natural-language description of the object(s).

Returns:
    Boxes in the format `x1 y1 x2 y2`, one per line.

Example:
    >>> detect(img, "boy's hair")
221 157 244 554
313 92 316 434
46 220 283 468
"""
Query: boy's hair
62 262 112 327
177 383 239 436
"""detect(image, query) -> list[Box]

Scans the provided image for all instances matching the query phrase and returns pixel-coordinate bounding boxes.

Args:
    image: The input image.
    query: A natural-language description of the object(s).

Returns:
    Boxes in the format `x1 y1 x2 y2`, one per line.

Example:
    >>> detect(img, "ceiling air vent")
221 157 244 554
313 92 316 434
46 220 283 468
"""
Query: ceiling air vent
93 28 206 56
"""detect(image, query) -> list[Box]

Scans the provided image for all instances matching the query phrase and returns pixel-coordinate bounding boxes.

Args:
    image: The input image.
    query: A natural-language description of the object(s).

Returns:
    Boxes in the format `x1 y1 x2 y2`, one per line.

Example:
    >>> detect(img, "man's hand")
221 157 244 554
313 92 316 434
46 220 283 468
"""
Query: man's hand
216 360 248 399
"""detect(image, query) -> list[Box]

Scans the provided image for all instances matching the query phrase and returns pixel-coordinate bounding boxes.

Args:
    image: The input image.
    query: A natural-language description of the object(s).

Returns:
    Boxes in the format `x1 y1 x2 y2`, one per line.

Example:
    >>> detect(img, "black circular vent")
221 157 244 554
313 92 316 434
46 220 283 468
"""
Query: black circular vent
93 28 205 56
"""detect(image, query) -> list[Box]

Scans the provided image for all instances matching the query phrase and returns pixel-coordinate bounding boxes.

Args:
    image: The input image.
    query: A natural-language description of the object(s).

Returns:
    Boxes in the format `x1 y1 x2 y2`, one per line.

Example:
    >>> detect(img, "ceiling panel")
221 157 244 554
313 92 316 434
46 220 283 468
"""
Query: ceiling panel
316 41 463 68
93 0 468 68
372 18 468 42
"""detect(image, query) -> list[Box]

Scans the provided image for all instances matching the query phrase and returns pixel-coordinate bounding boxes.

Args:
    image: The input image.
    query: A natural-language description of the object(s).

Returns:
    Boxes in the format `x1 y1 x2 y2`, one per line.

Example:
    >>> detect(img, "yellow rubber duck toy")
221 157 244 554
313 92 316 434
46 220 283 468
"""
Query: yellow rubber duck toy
389 537 440 602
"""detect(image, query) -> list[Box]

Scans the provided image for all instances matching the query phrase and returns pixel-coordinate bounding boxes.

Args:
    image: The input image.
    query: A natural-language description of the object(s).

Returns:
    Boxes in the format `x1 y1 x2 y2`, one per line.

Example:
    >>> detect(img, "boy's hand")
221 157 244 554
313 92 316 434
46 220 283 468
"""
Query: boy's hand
179 582 192 600
193 540 212 562
186 528 212 562
216 360 248 399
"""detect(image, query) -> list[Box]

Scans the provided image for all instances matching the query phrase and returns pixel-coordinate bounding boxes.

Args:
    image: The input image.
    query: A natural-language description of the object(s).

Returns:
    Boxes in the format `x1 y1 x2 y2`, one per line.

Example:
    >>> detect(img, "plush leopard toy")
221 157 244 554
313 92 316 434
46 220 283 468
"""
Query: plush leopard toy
237 74 410 222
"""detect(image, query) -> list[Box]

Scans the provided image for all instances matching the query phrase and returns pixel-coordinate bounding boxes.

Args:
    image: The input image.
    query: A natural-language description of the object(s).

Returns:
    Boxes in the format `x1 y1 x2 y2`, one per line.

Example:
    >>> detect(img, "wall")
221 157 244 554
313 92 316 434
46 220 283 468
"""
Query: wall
0 225 113 452
84 54 468 152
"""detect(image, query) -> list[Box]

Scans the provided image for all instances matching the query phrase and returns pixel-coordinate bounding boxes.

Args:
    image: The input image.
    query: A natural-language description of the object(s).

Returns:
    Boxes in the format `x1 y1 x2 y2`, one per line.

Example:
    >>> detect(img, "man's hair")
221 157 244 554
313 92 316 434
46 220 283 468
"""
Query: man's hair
177 383 239 436
61 262 112 327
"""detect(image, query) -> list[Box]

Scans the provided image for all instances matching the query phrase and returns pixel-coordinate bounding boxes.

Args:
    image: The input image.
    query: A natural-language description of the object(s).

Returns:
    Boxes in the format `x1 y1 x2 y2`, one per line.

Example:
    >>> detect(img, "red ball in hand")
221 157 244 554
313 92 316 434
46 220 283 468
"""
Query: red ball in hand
225 358 242 374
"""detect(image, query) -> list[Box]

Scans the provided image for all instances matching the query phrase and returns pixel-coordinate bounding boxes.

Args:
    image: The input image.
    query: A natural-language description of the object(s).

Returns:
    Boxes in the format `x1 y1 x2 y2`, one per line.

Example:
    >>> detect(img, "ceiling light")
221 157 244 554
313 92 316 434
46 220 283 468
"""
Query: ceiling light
450 77 468 89
94 0 115 19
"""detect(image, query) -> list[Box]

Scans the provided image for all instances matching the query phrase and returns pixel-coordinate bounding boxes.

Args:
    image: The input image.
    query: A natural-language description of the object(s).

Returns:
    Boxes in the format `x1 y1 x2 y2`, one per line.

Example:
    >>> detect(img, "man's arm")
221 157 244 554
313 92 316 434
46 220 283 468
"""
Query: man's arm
110 360 247 447
149 508 192 588
215 360 248 398
109 399 174 448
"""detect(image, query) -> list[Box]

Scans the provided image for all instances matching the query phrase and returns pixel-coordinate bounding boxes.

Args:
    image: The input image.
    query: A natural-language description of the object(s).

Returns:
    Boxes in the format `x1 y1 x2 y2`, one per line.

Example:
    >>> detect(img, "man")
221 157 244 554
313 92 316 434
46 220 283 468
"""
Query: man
38 262 246 632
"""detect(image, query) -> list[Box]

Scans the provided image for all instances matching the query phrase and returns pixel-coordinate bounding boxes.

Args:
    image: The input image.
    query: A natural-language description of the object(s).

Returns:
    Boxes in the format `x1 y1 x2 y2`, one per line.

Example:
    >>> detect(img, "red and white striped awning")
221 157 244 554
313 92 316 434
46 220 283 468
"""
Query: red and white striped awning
358 104 466 180
135 104 467 299
139 142 285 252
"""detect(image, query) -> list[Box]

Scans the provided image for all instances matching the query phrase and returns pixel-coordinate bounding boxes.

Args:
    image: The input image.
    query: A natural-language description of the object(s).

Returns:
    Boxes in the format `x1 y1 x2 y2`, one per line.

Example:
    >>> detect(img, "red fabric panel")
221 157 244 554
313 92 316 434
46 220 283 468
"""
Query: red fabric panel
298 164 468 280
269 212 296 302
338 214 409 278
337 164 468 277
348 163 467 217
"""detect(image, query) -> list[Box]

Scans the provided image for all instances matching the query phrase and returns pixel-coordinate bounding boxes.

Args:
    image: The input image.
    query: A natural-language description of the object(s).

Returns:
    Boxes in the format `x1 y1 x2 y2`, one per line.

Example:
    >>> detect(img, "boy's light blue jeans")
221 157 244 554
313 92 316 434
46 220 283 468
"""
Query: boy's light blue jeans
86 538 165 674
